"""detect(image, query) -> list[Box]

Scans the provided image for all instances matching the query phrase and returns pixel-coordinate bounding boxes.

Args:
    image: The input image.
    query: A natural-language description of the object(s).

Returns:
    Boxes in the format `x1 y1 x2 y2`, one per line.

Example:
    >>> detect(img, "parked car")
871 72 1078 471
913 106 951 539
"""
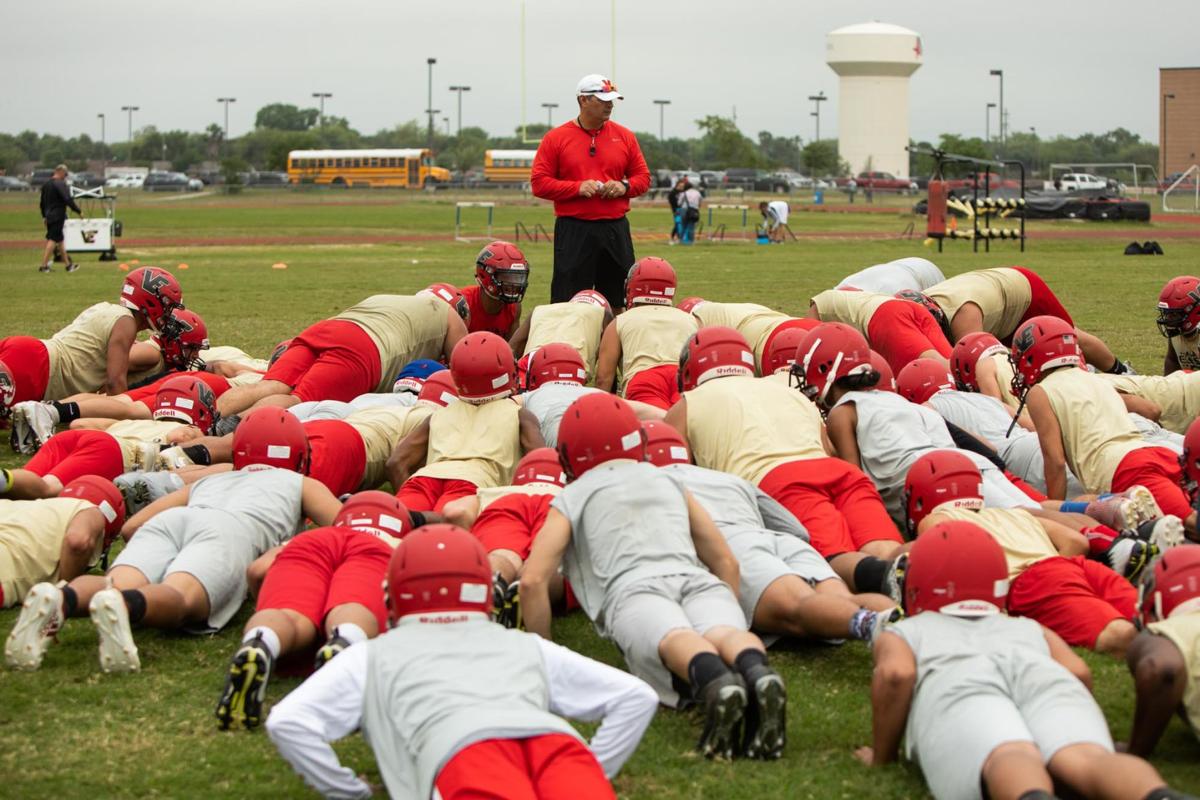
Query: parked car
773 171 813 190
723 168 790 193
107 174 145 189
243 171 290 188
192 171 225 186
0 176 32 191
943 172 1021 191
698 170 726 190
1055 173 1122 193
69 172 105 189
143 171 192 191
28 169 57 188
837 171 918 193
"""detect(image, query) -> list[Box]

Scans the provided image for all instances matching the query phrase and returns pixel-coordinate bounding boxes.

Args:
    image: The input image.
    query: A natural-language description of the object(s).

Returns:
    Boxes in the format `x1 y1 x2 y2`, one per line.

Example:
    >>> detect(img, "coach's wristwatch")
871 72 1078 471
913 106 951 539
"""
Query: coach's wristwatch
620 178 630 193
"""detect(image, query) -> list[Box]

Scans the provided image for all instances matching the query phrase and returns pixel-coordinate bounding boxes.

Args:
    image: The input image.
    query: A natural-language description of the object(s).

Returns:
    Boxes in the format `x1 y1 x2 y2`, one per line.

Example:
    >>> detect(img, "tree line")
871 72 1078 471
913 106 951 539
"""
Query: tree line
0 102 1159 180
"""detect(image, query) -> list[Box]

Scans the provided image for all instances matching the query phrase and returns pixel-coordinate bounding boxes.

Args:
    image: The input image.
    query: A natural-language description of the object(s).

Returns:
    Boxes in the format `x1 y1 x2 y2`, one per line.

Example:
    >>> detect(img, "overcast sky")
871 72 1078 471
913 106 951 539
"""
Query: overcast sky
3 0 1194 144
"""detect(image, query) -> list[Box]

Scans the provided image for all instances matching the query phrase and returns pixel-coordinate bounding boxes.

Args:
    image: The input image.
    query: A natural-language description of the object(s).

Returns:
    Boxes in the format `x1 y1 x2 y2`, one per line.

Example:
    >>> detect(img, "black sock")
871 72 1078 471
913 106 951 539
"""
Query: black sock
409 510 427 528
62 586 79 617
51 401 80 424
733 648 767 682
687 652 728 697
1106 358 1130 375
181 444 211 466
121 589 147 625
853 556 890 594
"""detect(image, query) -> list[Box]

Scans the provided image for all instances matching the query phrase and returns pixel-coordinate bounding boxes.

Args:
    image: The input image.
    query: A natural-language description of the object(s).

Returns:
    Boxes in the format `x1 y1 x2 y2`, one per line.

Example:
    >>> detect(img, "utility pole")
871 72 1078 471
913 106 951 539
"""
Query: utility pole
986 102 996 142
120 105 139 162
989 69 1005 145
653 99 670 141
449 85 471 136
807 92 827 142
426 57 437 149
217 97 236 152
312 92 332 127
443 116 450 136
97 113 105 147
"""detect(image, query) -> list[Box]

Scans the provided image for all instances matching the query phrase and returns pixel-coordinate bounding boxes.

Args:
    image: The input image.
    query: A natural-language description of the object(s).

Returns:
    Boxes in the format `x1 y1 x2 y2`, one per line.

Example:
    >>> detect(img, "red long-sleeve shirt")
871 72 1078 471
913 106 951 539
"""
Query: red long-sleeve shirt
530 119 651 221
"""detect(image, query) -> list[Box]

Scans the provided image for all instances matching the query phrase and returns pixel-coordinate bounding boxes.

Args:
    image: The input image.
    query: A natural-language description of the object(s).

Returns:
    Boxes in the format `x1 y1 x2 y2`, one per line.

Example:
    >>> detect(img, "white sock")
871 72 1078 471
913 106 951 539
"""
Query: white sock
47 404 61 424
243 625 281 659
332 623 368 646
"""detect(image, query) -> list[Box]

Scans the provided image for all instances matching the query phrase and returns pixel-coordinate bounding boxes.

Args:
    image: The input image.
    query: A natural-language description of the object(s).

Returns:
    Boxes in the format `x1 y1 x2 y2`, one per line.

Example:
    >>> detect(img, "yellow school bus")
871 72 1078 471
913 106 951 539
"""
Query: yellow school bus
287 148 451 188
484 149 537 185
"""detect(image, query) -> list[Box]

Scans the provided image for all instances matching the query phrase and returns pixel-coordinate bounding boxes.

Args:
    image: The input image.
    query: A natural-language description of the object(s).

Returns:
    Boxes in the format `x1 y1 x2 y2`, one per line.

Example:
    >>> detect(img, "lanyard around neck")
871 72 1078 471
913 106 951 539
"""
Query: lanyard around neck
577 117 603 157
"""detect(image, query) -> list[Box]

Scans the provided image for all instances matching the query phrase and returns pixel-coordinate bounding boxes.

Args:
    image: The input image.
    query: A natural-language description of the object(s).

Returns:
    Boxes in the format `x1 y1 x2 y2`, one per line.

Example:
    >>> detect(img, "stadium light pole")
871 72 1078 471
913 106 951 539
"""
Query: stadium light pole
986 102 996 142
97 113 105 147
426 58 437 150
1163 93 1176 179
443 116 451 136
449 85 471 136
541 102 558 130
807 92 826 142
217 97 236 150
312 92 332 127
989 69 1004 145
653 99 670 141
121 105 139 162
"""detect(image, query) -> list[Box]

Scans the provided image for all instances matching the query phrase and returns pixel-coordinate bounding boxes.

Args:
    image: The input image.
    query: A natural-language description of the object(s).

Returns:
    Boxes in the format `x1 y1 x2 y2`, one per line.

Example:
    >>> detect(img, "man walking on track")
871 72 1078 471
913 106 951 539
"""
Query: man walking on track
531 74 651 312
38 165 82 274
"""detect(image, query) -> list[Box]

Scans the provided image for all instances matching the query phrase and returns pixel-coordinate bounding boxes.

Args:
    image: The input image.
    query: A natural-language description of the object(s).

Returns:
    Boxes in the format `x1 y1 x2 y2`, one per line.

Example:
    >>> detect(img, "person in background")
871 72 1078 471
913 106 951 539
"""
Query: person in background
667 176 687 244
758 200 790 243
676 181 702 245
38 164 82 274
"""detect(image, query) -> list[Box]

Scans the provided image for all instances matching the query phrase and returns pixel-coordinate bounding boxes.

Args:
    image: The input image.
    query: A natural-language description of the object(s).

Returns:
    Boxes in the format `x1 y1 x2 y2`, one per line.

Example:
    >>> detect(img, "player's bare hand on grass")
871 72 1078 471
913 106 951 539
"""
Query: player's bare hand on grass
854 746 875 766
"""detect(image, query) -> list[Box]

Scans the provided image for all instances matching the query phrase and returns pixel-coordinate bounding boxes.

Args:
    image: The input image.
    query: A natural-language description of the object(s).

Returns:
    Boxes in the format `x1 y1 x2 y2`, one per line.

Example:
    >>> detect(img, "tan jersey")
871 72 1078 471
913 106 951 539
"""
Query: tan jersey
335 295 447 392
761 371 793 387
346 404 434 490
1147 611 1200 738
107 418 187 471
1040 367 1148 493
935 507 1056 580
1102 372 1200 435
228 372 265 387
206 345 269 372
476 482 562 512
691 302 790 370
1170 332 1200 372
809 290 891 337
0 497 96 606
615 305 697 388
925 267 1032 338
988 353 1022 412
42 302 135 400
415 399 521 488
685 374 826 484
523 303 606 379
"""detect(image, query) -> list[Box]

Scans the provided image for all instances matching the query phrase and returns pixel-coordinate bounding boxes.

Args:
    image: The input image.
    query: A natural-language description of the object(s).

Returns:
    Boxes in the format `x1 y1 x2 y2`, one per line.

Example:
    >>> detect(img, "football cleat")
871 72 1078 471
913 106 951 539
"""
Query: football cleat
696 672 747 760
89 585 139 673
741 665 787 760
865 606 905 647
11 402 57 452
115 471 184 515
216 635 274 730
1085 487 1161 534
213 413 242 438
314 632 353 671
1107 536 1158 583
5 582 64 670
9 405 41 455
1137 515 1186 553
491 574 522 629
154 445 195 471
1123 486 1164 527
882 553 908 606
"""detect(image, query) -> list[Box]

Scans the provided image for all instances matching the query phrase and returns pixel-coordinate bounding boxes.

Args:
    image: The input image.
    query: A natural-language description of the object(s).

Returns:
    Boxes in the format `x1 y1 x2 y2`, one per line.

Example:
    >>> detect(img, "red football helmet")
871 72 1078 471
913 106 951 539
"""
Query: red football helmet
0 358 15 415
1140 545 1200 625
678 325 756 392
417 370 459 407
904 519 1008 617
154 309 210 371
450 332 516 403
1181 418 1200 500
514 447 567 488
475 241 530 304
60 474 126 544
896 358 957 405
232 407 310 473
570 289 612 314
334 491 413 540
1009 315 1082 397
625 257 677 307
677 297 706 314
951 332 1007 392
557 393 645 480
269 339 292 368
870 351 897 392
153 376 218 433
384 524 492 624
895 290 951 339
790 322 875 407
526 343 587 390
121 267 183 331
1156 276 1200 338
422 283 470 323
764 327 807 375
642 420 691 467
903 450 985 538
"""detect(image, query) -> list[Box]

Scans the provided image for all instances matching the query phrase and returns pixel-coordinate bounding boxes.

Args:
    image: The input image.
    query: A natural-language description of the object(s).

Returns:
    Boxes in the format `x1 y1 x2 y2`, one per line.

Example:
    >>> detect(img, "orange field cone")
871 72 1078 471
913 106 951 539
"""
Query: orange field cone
130 258 140 265
271 262 288 270
118 263 130 271
178 263 189 270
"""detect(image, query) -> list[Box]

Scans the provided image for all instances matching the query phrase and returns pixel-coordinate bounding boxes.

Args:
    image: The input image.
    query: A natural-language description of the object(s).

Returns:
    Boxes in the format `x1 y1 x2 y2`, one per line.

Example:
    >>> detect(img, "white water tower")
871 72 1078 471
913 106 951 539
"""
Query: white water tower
826 22 923 178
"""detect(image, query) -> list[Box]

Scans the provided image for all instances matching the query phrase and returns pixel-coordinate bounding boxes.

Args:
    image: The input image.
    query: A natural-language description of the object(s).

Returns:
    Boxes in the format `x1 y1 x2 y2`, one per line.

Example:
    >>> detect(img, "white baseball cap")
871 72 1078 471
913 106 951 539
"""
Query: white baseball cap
576 74 623 101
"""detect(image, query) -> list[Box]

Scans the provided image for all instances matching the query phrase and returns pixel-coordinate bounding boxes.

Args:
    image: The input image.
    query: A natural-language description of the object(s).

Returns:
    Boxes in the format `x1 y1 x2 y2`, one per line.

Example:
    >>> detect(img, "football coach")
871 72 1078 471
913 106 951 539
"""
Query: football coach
531 74 651 311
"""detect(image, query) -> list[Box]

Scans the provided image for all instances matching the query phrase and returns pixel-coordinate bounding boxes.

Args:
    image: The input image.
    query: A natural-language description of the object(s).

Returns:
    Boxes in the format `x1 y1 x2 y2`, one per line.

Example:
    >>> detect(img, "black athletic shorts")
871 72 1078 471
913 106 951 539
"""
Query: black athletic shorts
551 216 635 309
44 217 65 243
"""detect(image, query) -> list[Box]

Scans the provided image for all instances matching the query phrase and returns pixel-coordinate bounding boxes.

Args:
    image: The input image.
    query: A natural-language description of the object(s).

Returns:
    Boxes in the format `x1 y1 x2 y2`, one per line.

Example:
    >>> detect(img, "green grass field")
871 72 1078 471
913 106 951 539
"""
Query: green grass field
0 190 1198 798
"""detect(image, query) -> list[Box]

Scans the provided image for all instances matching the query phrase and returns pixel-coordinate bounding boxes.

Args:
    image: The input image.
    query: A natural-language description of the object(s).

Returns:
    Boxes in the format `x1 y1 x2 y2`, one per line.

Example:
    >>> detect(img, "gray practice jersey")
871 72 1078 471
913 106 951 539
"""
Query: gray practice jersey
187 467 305 551
551 460 710 635
661 462 809 542
523 383 603 448
836 257 946 295
290 392 417 422
927 389 1030 458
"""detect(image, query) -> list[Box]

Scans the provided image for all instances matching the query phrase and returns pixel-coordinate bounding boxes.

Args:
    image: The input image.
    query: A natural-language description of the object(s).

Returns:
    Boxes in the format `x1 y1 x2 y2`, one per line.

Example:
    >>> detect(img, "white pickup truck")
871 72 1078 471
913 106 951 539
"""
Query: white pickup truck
1056 173 1123 193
